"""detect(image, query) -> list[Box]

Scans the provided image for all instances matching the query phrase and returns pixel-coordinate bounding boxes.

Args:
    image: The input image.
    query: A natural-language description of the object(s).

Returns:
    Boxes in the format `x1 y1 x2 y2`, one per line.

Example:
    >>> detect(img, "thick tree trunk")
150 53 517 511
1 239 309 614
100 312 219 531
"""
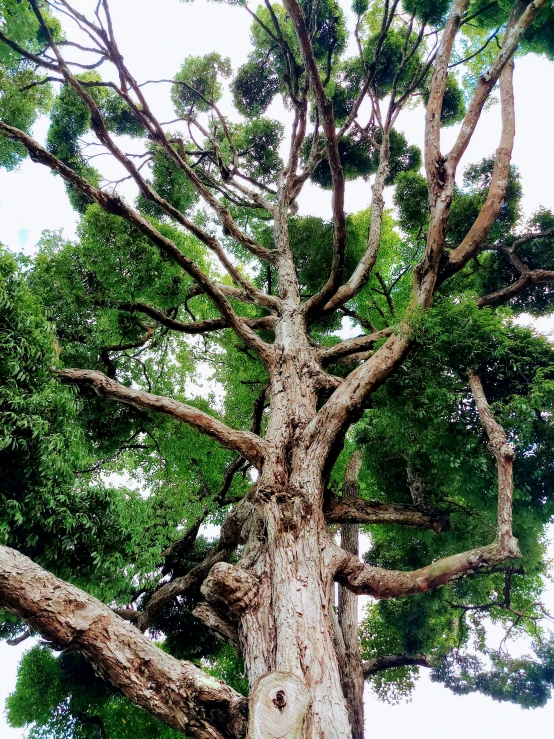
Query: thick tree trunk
239 489 352 739
229 317 354 738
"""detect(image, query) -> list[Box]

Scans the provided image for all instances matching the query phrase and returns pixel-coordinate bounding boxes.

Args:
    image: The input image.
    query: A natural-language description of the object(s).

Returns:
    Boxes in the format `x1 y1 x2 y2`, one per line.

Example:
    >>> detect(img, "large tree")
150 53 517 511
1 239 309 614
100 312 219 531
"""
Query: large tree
2 1 554 737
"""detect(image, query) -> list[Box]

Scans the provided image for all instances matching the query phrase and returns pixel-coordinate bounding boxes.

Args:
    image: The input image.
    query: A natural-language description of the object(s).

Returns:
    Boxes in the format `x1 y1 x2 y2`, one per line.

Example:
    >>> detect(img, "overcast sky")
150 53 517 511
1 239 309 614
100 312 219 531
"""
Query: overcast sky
1 0 554 736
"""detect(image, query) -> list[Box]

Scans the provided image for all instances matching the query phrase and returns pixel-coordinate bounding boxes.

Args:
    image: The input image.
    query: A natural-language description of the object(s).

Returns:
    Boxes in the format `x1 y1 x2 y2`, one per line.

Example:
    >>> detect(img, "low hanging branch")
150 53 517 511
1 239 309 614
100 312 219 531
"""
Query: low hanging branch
0 545 248 739
333 370 520 598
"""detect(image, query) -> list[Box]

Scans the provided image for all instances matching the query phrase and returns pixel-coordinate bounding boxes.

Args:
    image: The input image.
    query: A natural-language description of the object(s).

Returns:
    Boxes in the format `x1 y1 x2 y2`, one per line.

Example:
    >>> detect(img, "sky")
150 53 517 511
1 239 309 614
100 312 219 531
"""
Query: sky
1 0 554 736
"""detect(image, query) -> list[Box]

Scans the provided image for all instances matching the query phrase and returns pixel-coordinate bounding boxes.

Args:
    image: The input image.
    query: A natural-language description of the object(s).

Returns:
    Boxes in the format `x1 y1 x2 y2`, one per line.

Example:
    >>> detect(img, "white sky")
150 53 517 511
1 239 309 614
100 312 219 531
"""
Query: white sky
1 0 554 736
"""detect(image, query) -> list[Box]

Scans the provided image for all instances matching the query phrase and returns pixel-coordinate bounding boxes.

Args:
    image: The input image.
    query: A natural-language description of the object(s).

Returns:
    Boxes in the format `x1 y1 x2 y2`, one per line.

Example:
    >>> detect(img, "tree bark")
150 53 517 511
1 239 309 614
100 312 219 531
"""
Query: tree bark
337 452 365 739
0 546 247 739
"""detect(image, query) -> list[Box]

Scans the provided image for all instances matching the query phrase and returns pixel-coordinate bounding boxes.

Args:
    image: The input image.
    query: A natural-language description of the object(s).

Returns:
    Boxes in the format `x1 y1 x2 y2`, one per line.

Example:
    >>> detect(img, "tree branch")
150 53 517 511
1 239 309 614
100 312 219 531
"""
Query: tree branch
332 368 520 598
442 23 517 278
134 495 254 630
0 545 247 739
56 369 267 467
281 0 347 316
119 302 277 334
446 0 547 170
362 654 430 677
0 121 273 359
318 329 393 366
324 494 450 532
337 451 364 739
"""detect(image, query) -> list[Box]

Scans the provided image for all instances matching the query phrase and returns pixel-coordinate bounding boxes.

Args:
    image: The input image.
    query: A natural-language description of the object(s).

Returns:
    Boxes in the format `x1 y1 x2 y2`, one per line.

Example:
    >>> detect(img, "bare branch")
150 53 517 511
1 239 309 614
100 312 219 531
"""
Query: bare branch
0 545 247 739
310 134 391 319
6 628 32 646
467 369 515 549
324 494 450 533
424 0 469 189
56 369 267 467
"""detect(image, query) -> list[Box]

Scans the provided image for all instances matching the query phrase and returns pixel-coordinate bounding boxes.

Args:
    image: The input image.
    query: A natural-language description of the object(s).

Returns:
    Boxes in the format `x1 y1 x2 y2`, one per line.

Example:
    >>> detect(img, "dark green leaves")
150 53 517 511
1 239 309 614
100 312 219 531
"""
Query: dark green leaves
232 59 280 117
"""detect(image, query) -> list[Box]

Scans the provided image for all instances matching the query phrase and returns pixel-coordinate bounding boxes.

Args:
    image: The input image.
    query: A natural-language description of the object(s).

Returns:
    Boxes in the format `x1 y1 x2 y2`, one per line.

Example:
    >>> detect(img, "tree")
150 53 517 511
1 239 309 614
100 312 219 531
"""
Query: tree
2 0 554 737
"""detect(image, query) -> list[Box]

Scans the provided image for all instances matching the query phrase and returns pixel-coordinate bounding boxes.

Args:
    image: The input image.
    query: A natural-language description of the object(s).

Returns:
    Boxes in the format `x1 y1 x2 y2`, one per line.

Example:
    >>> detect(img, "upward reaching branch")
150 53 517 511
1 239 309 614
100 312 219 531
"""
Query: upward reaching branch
281 0 347 316
333 370 520 599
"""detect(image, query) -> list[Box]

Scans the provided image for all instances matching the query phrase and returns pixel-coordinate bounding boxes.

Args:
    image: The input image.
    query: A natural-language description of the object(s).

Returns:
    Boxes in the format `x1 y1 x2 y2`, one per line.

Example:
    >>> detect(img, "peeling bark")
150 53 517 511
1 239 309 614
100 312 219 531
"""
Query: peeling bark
0 546 247 739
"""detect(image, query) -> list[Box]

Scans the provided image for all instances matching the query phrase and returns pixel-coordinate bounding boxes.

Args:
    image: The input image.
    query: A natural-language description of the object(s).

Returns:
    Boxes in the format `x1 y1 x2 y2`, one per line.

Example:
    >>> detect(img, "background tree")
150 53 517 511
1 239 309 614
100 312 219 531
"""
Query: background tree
1 1 554 737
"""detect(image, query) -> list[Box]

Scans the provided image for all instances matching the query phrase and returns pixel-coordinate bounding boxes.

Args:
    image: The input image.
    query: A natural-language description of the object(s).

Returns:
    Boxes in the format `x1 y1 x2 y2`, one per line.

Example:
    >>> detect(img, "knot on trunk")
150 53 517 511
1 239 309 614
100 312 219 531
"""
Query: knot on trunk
247 672 310 739
201 562 259 615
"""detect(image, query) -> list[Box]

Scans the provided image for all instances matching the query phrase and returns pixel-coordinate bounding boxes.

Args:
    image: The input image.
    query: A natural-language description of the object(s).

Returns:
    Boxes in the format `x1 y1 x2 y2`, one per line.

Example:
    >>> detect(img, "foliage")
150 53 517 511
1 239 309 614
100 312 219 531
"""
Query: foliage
2 0 554 735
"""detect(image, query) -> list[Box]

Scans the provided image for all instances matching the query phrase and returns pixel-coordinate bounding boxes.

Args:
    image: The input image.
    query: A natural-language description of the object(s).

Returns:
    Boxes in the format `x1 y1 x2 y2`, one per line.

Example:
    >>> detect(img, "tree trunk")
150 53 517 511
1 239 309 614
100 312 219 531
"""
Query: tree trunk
338 452 365 739
239 486 352 739
227 318 354 738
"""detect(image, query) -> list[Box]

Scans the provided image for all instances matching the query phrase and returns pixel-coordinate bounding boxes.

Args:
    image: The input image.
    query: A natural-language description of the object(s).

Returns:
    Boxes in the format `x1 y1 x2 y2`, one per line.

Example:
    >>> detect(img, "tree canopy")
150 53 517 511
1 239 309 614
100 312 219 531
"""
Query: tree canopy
1 1 554 738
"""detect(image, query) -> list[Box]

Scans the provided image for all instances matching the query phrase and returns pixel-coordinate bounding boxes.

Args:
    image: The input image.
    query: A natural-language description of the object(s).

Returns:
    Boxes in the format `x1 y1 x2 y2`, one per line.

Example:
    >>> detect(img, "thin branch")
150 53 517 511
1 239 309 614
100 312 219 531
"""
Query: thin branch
119 302 277 334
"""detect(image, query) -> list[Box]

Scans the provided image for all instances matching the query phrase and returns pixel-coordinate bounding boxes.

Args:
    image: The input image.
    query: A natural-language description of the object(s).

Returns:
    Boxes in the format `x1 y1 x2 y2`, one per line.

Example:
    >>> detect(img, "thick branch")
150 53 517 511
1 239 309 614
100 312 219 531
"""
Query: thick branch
332 368 520 598
335 538 520 599
319 329 393 366
442 41 516 277
0 545 247 739
446 0 547 170
424 0 469 192
467 369 515 548
362 654 430 677
56 369 267 467
476 268 554 307
304 331 412 468
324 494 450 533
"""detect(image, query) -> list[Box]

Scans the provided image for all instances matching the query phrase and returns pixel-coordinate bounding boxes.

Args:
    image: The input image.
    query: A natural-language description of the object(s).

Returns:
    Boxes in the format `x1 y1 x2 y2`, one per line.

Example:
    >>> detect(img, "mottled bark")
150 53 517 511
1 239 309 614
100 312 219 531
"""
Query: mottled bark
0 546 247 739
